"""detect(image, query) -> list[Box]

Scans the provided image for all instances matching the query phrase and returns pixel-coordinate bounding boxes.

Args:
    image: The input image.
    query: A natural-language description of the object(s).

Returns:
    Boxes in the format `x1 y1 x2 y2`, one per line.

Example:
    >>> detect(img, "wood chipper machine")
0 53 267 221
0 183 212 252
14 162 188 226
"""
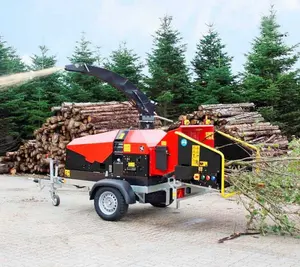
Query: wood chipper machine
35 64 259 221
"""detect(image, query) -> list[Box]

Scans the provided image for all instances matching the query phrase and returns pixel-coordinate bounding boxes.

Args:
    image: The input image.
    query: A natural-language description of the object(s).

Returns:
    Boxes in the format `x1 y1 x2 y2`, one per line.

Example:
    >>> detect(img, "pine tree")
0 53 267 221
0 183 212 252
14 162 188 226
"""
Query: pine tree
0 36 26 75
191 25 240 104
0 45 67 138
65 32 100 102
102 42 145 101
30 45 56 70
30 45 68 105
192 24 232 81
145 15 192 118
0 37 27 154
242 6 300 135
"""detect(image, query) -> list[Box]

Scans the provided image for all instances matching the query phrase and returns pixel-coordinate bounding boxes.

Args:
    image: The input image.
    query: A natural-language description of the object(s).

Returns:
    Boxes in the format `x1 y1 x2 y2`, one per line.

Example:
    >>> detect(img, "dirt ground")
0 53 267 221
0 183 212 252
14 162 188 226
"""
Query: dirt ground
0 174 299 267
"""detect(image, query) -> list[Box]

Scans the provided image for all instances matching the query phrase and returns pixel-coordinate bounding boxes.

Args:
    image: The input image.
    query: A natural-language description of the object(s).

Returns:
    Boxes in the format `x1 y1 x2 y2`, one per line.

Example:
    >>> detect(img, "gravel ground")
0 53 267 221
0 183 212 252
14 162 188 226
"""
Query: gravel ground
0 175 299 267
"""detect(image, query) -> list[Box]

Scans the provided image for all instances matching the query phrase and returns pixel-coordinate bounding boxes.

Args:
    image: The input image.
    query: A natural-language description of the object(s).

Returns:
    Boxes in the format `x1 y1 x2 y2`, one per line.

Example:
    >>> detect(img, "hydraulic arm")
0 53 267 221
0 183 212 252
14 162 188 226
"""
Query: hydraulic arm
65 64 157 129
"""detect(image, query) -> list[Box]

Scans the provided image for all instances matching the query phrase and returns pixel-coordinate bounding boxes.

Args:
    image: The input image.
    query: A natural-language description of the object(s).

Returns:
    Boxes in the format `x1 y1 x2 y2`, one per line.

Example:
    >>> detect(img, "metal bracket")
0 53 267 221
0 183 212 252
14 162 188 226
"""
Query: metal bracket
31 158 91 206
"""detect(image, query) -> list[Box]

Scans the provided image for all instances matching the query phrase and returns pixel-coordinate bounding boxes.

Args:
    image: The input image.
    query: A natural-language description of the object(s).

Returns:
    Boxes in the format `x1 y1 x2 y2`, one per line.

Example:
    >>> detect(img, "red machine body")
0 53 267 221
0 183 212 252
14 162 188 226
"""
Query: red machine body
66 124 215 183
149 125 214 176
67 129 119 164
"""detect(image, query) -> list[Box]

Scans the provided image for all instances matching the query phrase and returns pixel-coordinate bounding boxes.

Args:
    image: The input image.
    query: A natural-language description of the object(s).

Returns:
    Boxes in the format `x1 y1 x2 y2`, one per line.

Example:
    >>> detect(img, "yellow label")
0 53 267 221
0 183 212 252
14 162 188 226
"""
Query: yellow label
161 141 167 146
199 161 208 167
128 162 135 167
64 169 70 177
191 145 200 166
124 144 131 152
205 132 214 140
119 133 125 139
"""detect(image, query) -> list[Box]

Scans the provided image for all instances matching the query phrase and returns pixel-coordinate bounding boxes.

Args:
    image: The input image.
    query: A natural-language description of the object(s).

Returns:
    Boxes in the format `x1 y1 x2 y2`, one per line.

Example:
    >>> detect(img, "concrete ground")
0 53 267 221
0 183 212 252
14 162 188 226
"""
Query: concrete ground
0 175 299 267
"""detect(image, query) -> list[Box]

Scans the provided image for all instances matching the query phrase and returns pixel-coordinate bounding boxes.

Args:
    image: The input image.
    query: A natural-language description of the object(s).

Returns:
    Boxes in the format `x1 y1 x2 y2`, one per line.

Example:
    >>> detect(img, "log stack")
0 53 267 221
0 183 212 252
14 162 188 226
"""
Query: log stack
170 103 289 157
0 101 161 175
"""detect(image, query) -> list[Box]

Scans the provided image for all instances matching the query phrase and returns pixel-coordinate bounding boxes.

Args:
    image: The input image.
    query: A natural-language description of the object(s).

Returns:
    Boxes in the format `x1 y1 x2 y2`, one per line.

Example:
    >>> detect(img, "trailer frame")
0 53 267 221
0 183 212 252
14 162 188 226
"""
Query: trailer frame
33 158 216 220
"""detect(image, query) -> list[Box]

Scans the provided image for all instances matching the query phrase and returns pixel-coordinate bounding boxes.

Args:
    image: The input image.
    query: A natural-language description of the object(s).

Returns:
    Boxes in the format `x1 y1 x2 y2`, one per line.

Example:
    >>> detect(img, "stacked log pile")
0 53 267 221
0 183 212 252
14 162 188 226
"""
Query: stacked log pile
171 103 289 157
0 101 161 175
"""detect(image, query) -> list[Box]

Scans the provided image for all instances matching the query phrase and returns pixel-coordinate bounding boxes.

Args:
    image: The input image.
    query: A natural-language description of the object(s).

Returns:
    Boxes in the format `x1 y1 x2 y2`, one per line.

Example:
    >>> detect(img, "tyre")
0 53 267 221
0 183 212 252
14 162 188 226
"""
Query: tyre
94 187 128 221
52 194 60 206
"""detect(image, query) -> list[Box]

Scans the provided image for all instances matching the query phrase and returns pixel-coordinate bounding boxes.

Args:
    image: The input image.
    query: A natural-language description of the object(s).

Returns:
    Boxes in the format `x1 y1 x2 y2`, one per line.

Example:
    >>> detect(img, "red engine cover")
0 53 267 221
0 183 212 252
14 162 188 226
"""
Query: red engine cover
66 130 119 163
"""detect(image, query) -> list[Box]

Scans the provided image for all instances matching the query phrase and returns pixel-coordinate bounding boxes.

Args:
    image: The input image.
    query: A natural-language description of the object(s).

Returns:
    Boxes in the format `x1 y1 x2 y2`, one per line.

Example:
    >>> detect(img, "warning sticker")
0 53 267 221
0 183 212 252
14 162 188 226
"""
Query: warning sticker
128 162 135 167
191 145 200 167
124 144 131 152
199 161 208 167
205 132 214 140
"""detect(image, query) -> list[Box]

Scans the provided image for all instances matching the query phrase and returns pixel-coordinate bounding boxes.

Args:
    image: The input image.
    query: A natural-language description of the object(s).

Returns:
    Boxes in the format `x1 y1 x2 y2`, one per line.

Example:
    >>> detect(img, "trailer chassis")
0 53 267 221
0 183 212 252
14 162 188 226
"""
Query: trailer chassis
33 159 216 220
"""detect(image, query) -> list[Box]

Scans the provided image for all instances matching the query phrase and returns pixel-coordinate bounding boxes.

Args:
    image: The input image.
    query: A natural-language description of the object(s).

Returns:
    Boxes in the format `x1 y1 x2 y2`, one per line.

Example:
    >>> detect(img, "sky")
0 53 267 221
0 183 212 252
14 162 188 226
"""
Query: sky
1 0 300 75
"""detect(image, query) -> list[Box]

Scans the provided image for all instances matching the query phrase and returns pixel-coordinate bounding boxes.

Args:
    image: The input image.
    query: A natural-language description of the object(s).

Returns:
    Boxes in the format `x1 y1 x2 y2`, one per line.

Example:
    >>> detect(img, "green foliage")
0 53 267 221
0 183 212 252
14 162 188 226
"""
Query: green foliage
191 24 232 81
65 32 100 102
228 142 300 235
0 37 27 154
191 25 240 105
0 45 67 139
102 42 145 101
242 6 300 136
145 15 192 118
0 36 26 76
30 45 56 70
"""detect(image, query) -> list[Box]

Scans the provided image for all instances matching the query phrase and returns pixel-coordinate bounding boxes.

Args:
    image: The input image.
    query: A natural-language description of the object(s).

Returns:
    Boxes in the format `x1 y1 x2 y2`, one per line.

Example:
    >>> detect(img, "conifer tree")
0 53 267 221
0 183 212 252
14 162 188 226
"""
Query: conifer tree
192 24 232 82
103 42 145 101
0 36 26 75
145 15 192 118
242 5 300 135
65 32 100 102
0 37 27 153
191 25 240 104
0 45 66 138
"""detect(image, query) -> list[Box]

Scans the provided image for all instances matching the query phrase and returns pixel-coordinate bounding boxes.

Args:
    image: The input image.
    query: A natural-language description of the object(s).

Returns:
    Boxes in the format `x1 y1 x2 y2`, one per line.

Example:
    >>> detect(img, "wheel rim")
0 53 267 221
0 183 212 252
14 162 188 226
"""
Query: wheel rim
52 196 57 205
99 191 118 215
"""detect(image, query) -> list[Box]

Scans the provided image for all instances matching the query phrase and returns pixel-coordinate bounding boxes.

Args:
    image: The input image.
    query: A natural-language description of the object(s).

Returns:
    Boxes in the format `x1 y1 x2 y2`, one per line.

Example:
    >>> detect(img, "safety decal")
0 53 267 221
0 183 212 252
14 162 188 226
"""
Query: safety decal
181 138 187 147
124 144 131 152
191 145 200 167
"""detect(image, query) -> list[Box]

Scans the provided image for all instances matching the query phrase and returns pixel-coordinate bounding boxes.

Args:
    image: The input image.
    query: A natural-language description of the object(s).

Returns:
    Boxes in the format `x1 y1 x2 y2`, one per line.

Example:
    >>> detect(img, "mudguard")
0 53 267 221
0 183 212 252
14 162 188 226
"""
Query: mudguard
89 178 136 204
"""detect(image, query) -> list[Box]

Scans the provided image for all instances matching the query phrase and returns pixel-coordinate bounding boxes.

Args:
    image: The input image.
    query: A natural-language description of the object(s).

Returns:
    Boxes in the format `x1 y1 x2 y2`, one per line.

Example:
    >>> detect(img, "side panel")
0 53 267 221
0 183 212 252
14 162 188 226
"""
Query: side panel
122 142 150 155
66 149 112 172
180 125 215 148
149 129 179 176
65 149 113 181
175 132 226 190
122 154 149 177
67 143 113 164
214 131 253 161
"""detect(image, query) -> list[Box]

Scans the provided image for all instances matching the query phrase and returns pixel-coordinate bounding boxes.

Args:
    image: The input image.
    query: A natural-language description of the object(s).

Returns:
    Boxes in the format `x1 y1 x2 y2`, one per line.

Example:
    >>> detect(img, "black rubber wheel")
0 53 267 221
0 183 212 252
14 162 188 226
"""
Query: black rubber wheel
94 187 128 221
150 200 173 208
52 194 60 206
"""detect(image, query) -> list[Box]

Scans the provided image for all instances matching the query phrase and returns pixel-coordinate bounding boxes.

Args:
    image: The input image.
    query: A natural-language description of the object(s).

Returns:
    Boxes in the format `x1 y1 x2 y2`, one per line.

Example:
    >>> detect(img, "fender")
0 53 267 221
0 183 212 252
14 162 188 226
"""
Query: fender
89 178 136 204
